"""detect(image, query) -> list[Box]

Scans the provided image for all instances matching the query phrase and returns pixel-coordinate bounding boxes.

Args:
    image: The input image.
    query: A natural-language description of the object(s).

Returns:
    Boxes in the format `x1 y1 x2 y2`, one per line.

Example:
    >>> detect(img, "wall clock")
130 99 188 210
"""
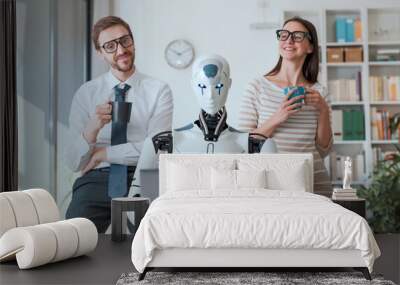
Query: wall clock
164 39 195 69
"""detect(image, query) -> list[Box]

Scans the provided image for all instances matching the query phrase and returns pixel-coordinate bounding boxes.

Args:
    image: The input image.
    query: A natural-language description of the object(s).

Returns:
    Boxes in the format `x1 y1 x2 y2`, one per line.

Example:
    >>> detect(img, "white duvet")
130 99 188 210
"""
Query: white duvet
131 190 380 273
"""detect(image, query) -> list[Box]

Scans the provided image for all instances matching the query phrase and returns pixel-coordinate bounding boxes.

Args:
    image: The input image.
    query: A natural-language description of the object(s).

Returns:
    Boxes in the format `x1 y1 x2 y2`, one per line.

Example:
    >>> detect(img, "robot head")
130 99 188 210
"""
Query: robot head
191 54 232 115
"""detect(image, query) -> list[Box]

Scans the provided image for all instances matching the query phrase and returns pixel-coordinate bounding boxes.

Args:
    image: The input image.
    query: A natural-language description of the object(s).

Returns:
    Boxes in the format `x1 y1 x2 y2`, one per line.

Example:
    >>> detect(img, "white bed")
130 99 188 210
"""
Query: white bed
131 154 380 280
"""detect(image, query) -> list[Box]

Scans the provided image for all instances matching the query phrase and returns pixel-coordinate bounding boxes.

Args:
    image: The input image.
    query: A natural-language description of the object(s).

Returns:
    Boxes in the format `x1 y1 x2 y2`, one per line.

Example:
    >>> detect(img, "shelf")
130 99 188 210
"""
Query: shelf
371 140 400 144
370 101 400 106
327 63 363 67
331 101 363 106
334 140 365 144
331 180 366 185
369 41 400 46
369 61 400 66
326 42 363 46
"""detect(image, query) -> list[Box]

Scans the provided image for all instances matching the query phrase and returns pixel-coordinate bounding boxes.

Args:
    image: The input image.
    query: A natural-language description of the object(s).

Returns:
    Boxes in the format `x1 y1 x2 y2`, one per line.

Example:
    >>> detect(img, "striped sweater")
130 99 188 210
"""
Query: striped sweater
238 77 333 196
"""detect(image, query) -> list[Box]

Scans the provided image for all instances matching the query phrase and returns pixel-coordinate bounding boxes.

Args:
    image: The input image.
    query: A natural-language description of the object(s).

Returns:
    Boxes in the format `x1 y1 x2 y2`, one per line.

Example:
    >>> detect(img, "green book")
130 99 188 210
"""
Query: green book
352 110 365 140
355 110 365 140
351 109 358 140
343 110 353 140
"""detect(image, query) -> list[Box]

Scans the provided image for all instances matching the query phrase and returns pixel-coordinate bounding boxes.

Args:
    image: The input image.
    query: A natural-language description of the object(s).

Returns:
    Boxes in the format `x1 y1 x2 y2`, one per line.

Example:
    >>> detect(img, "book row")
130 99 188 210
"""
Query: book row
371 108 400 141
335 17 362 43
332 109 365 141
369 76 400 102
328 72 362 102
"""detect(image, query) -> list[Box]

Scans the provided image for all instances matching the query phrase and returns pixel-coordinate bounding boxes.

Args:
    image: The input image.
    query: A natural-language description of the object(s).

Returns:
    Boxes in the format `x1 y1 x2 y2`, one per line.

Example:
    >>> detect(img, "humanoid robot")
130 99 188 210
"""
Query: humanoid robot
131 54 277 194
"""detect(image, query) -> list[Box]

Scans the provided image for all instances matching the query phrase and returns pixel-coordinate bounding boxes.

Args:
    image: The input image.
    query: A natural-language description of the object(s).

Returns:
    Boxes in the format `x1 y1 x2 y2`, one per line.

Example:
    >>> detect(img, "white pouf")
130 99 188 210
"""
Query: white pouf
0 189 98 269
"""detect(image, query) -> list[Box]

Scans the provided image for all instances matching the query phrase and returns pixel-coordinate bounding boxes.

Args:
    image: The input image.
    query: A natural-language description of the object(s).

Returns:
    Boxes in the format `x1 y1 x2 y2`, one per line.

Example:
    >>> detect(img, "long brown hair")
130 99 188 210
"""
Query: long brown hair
266 16 319 83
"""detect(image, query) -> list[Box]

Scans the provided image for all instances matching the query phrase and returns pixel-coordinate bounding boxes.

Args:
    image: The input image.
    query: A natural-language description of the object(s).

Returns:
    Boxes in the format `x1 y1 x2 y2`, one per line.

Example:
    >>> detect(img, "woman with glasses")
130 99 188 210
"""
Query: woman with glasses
238 17 333 196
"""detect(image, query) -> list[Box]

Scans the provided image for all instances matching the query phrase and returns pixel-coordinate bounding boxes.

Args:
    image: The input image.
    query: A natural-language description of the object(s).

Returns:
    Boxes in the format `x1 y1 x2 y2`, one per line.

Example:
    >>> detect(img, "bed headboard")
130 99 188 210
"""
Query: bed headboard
159 153 314 195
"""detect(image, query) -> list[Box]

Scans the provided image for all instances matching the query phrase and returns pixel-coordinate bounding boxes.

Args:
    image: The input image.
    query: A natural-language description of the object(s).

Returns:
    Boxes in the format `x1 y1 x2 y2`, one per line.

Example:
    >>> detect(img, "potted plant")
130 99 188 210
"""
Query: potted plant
357 145 400 233
357 145 400 283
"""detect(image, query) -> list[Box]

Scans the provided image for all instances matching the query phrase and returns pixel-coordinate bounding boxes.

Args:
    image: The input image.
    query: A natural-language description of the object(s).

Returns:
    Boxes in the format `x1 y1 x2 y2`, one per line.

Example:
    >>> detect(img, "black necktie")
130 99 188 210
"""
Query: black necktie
108 84 131 198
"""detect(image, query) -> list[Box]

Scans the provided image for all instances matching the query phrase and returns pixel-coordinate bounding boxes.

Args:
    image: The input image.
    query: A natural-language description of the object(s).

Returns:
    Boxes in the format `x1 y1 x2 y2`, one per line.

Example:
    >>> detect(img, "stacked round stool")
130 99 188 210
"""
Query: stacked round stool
111 197 150 242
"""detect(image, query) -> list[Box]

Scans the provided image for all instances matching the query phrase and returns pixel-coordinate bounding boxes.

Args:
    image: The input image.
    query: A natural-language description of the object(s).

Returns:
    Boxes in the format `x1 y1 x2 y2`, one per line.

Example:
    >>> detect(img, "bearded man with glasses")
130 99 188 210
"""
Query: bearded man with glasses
65 16 173 233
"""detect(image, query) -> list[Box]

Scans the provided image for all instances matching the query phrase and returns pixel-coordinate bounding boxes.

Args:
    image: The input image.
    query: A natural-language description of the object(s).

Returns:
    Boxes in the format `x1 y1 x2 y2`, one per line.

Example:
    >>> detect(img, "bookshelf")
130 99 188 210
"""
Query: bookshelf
283 7 400 190
331 101 364 106
327 63 363 67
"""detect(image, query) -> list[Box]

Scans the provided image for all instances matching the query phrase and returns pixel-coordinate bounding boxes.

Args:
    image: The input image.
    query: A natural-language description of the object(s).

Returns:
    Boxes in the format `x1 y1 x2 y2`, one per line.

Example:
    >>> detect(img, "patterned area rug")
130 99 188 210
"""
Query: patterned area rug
116 271 396 285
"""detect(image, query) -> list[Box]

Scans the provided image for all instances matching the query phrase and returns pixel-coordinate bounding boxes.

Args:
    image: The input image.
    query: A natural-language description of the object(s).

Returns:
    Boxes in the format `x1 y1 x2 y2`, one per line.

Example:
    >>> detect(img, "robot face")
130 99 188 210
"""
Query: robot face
191 55 232 115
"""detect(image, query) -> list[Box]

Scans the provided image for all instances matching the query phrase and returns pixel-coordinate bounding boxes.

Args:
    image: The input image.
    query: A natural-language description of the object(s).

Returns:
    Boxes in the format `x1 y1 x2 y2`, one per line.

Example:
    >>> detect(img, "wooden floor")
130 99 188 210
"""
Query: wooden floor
0 234 134 285
1 234 397 284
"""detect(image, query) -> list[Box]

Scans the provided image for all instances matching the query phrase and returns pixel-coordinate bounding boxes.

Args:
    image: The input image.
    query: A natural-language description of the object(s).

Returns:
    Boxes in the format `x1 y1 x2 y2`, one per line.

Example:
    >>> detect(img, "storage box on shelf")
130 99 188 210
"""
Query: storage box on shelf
327 46 363 63
327 47 344 62
345 47 363 62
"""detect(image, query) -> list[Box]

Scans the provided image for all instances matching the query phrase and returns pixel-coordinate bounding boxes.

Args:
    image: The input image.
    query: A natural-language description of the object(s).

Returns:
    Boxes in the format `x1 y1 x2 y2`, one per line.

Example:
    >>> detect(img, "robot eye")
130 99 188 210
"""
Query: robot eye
198 83 207 95
215 83 224 95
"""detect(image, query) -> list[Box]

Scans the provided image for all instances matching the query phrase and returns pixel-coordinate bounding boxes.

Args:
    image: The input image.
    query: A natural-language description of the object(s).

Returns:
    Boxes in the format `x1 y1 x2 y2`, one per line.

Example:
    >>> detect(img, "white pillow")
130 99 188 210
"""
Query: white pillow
211 169 236 190
211 168 267 190
266 166 306 191
237 169 267 189
238 159 307 191
167 160 235 192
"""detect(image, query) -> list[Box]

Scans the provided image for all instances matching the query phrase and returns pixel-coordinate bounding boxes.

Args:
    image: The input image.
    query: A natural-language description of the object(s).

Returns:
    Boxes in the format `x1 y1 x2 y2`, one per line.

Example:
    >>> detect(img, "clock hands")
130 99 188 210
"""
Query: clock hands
180 47 193 54
168 48 181 56
168 47 192 56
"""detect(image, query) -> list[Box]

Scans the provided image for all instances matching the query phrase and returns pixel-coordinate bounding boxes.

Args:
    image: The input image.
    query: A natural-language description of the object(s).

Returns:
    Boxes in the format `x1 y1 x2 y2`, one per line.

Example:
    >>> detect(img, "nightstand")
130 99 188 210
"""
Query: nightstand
111 197 150 242
332 198 366 218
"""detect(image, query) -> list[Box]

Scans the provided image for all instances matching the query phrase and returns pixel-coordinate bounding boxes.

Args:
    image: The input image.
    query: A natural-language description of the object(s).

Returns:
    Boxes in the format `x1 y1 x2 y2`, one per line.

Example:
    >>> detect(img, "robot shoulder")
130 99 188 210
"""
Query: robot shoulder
228 126 245 133
174 123 195 132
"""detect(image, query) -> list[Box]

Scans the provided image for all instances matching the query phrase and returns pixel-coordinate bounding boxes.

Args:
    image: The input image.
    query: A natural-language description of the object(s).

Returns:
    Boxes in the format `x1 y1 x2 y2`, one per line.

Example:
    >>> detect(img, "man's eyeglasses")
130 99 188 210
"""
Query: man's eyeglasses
101 34 133 53
276 29 312 43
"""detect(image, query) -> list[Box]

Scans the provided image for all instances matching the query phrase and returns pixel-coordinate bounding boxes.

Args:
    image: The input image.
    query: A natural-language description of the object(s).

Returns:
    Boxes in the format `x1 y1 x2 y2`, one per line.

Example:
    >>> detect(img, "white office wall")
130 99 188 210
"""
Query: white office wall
91 0 115 79
111 0 399 128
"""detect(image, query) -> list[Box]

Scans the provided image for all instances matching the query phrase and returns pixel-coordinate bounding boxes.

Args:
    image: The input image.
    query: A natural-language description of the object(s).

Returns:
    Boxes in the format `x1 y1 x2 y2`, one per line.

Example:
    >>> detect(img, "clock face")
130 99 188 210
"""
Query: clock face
164 39 195 69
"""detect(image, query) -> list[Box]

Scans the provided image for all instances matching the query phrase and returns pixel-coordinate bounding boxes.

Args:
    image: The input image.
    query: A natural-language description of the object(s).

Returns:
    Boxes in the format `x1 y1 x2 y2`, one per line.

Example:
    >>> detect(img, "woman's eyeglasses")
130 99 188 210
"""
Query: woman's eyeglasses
101 34 133 53
276 29 312 43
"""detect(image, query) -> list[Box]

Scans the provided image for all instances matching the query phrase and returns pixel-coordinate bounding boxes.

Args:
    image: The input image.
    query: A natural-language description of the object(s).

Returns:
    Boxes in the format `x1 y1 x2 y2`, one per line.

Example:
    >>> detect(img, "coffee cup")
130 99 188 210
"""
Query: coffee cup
111 101 132 123
284 86 306 109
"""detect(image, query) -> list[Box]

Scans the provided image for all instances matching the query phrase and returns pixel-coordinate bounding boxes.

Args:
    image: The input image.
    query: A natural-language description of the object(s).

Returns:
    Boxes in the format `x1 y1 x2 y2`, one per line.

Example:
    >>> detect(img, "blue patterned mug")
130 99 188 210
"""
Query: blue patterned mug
283 86 306 109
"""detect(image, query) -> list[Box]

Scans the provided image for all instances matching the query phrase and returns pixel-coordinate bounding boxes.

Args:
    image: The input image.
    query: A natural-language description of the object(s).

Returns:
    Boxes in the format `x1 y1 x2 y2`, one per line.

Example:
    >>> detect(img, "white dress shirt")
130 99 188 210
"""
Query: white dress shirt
65 69 173 172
